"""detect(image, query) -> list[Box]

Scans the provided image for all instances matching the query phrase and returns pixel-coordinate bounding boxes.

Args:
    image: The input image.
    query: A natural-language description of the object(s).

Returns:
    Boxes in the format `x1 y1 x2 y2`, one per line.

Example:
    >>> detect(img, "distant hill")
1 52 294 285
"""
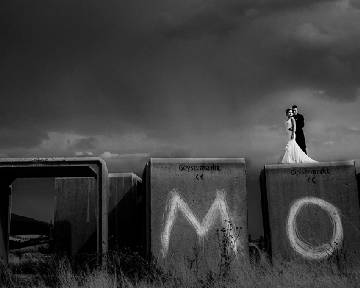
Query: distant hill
10 214 50 236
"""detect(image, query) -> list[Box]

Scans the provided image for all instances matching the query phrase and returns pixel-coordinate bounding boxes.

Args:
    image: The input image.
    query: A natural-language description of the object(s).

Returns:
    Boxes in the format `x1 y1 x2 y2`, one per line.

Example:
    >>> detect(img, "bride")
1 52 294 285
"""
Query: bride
281 108 317 164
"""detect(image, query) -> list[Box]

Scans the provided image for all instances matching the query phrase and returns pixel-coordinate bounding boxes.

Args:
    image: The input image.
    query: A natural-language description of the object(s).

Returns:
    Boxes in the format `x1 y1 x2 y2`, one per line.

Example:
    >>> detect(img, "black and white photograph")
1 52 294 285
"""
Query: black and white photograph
1 0 360 287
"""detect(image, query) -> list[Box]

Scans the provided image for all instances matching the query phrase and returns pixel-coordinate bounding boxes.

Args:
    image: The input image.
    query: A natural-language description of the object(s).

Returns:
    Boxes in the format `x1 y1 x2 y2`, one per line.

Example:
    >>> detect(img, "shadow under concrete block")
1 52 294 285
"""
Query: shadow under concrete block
108 173 143 253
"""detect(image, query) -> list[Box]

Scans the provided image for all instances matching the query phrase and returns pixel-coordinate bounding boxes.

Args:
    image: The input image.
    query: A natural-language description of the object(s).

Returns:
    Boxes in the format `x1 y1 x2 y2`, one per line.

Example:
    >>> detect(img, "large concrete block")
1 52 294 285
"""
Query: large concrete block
54 178 97 259
108 173 142 252
147 158 248 271
0 157 108 265
262 161 360 264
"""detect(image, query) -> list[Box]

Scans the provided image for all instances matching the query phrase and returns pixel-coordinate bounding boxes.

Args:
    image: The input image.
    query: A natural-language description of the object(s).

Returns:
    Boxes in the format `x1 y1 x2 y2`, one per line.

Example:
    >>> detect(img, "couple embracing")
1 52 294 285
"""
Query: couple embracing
280 105 317 164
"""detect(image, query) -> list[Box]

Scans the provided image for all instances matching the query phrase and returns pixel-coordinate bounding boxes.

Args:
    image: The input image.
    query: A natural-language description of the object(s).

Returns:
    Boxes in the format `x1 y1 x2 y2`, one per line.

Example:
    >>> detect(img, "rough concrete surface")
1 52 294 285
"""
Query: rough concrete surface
54 177 97 259
262 161 360 265
147 158 248 272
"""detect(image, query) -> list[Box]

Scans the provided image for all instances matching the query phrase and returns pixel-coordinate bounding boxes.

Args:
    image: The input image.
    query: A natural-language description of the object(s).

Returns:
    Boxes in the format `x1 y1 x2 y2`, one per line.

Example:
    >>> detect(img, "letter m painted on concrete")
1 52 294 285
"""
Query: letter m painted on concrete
160 188 241 258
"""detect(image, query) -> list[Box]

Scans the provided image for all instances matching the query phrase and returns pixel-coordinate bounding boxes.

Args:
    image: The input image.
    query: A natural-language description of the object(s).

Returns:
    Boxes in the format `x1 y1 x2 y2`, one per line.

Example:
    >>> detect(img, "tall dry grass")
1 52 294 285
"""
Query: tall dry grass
2 250 360 288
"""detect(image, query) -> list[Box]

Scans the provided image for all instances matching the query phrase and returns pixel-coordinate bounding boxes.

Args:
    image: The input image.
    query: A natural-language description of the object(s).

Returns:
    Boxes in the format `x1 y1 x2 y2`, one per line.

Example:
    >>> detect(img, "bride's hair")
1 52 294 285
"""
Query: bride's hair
285 108 292 115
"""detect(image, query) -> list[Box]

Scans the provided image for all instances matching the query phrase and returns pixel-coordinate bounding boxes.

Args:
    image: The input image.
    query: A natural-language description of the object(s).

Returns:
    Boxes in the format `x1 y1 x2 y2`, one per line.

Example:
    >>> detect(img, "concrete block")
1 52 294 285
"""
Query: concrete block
108 173 142 252
262 161 360 264
0 157 108 265
54 177 97 258
147 158 248 271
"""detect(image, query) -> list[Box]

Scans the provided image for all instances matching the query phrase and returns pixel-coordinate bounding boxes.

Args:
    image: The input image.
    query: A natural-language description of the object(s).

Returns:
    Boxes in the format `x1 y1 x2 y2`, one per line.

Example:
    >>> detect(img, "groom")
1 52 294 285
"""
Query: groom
292 105 307 154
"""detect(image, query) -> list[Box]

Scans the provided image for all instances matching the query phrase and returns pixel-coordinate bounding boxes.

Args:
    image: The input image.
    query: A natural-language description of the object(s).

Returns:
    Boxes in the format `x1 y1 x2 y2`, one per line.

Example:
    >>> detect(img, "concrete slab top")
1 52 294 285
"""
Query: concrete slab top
265 160 355 170
108 172 142 182
150 158 246 164
0 157 107 167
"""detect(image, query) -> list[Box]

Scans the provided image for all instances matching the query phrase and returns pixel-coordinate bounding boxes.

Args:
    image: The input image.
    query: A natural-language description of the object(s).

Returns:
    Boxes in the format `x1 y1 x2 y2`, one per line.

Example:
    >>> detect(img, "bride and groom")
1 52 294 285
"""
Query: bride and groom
280 105 317 164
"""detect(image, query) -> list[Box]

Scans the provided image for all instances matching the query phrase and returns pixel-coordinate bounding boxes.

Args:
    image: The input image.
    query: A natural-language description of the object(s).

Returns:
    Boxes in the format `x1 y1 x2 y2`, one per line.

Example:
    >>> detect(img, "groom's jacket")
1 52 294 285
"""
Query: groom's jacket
294 113 306 151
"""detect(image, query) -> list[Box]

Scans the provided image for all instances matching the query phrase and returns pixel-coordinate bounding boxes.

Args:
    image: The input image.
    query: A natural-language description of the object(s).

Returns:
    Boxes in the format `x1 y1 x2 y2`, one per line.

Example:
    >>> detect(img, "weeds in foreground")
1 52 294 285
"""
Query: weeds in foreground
2 249 360 288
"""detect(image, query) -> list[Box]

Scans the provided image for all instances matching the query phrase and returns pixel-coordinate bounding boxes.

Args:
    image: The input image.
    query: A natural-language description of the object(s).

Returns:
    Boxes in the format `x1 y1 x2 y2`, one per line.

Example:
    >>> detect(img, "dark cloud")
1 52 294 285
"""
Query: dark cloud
160 1 360 102
276 43 360 101
0 0 359 153
350 0 360 9
0 128 48 149
162 0 336 39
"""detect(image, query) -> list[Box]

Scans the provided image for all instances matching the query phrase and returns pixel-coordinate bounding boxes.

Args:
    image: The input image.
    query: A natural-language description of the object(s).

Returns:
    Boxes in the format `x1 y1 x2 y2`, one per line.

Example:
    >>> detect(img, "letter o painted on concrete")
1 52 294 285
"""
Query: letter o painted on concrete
287 197 343 260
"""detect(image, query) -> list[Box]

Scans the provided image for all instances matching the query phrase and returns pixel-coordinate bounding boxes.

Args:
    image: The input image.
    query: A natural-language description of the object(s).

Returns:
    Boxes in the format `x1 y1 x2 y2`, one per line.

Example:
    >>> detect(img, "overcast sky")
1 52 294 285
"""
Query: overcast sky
3 0 360 236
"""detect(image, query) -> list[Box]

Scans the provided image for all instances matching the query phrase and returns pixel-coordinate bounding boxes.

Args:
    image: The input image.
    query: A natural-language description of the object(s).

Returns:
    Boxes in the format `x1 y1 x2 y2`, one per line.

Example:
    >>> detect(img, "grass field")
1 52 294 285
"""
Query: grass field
2 250 360 288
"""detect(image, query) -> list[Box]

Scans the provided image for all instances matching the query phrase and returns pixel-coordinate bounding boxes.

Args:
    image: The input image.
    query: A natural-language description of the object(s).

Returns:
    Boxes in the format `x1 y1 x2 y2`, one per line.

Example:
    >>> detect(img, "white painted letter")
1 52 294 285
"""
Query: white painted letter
287 197 343 260
160 189 241 258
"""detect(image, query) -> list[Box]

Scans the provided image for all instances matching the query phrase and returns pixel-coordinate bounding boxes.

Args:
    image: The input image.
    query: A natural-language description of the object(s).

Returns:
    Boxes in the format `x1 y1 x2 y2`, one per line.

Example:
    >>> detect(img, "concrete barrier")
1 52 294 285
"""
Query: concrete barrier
108 173 142 252
145 158 248 271
54 177 97 259
262 161 360 264
0 157 108 265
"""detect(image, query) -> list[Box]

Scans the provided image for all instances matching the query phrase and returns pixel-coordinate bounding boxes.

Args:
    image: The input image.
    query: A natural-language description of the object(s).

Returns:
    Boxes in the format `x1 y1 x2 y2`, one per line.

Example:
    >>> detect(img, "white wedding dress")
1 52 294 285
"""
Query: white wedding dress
281 118 317 164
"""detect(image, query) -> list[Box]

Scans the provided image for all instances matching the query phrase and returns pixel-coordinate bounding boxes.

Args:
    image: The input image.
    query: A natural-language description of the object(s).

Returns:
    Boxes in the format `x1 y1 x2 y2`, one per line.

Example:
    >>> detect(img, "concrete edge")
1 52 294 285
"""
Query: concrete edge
0 157 107 166
108 172 142 183
265 160 355 170
150 158 246 164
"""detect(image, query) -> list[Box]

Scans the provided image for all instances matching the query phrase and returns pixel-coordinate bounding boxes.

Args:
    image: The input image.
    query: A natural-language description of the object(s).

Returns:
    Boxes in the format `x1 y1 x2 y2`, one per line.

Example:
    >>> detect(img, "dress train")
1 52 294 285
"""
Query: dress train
281 139 317 164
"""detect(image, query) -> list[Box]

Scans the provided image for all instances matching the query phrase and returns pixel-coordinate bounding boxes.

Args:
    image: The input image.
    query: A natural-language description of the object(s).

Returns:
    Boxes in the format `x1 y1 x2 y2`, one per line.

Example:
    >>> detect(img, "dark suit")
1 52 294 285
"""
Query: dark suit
294 113 307 154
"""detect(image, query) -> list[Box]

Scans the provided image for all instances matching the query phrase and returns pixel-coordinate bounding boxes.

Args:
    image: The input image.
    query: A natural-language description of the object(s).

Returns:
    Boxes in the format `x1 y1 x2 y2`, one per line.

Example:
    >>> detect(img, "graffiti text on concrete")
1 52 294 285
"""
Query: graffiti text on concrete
287 197 343 260
178 164 221 172
290 168 330 176
160 189 240 258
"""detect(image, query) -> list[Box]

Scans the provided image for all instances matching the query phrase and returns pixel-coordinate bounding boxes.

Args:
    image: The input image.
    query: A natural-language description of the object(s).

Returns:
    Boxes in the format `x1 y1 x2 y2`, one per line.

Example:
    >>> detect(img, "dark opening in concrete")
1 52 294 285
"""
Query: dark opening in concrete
9 178 56 266
0 158 108 265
